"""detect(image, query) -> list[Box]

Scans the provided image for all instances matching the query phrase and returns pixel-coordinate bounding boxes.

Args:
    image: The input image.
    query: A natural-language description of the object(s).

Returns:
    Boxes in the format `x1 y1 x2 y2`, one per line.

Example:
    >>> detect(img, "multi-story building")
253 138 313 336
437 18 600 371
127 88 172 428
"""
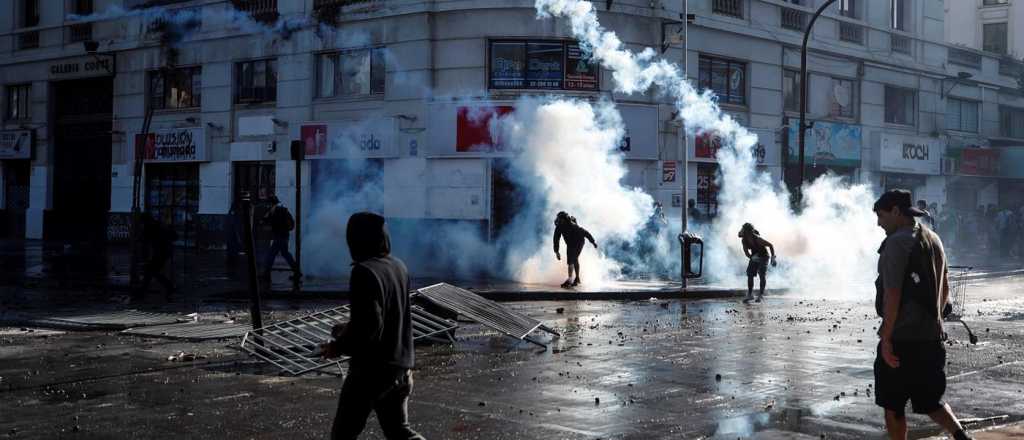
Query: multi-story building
0 0 687 261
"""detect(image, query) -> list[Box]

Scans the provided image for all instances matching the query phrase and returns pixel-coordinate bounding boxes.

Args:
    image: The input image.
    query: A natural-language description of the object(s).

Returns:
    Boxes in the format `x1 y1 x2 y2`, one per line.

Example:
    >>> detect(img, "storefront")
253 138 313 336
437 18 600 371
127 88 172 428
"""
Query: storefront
878 133 943 203
945 147 1000 211
784 119 862 189
996 146 1024 208
138 127 207 247
0 129 33 239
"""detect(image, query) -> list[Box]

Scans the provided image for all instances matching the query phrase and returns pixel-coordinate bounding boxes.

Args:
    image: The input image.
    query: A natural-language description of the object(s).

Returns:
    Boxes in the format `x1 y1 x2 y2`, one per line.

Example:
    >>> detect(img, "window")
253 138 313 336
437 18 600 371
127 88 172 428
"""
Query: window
830 78 856 118
21 0 39 27
946 98 978 133
839 0 858 18
145 163 199 247
236 59 277 103
1001 107 1024 138
6 84 31 120
712 0 743 18
783 70 800 113
983 23 1008 55
884 86 915 125
780 1 806 31
487 40 599 91
317 48 386 98
699 55 746 105
68 0 94 43
891 0 909 31
983 0 1009 5
149 67 202 110
231 0 278 23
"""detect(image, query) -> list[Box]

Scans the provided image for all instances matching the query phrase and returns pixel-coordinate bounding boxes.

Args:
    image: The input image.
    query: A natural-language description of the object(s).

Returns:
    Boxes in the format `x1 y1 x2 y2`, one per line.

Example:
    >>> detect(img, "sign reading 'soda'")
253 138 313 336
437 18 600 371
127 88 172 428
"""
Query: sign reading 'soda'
136 128 208 162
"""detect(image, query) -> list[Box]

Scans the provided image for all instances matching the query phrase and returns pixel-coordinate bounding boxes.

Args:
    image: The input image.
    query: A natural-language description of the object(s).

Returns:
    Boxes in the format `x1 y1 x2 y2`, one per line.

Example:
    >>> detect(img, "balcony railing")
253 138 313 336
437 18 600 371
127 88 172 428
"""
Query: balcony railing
67 23 93 43
838 22 863 44
948 47 982 69
232 0 278 22
314 0 373 7
713 0 743 18
1000 57 1023 77
17 31 40 50
781 7 806 31
891 34 911 54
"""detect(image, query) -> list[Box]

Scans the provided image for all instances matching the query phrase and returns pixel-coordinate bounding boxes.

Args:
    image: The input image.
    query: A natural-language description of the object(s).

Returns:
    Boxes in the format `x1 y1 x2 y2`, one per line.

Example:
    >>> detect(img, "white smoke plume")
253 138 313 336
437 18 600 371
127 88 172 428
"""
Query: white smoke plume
535 0 883 295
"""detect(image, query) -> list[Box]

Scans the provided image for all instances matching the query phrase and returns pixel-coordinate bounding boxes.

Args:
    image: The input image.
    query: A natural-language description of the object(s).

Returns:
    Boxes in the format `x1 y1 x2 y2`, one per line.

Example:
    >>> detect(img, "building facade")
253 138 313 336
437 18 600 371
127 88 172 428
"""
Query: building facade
0 0 686 249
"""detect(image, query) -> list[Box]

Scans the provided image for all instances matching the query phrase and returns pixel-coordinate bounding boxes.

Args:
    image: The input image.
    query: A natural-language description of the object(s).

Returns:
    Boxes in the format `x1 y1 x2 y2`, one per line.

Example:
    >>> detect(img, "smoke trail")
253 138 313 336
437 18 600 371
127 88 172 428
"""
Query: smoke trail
535 0 882 295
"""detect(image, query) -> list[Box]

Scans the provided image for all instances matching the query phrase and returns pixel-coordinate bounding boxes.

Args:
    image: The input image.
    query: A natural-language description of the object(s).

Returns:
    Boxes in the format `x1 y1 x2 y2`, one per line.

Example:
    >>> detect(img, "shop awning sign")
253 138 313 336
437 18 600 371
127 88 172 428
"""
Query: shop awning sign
299 119 397 159
0 129 33 159
879 134 942 175
786 120 861 167
136 127 208 162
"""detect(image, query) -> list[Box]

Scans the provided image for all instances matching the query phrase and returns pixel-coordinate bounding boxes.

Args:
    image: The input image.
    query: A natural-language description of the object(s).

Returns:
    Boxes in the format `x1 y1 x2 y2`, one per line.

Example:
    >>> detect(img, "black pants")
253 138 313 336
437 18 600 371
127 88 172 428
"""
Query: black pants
140 251 174 294
331 367 425 440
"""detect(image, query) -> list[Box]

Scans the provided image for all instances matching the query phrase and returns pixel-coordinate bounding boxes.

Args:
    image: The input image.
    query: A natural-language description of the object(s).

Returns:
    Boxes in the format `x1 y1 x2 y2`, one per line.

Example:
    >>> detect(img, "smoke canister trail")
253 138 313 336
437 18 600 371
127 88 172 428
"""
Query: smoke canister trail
534 0 882 295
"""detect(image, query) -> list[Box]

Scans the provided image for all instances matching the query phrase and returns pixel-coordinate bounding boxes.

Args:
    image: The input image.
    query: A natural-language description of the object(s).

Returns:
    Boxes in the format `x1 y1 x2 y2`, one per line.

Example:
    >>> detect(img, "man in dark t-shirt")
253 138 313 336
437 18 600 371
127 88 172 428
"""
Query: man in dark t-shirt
873 189 974 440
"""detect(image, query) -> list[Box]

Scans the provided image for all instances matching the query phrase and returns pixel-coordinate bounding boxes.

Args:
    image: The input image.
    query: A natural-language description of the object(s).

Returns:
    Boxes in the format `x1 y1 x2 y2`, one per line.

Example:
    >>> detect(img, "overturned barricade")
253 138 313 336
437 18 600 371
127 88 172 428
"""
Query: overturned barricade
240 283 559 375
239 303 458 376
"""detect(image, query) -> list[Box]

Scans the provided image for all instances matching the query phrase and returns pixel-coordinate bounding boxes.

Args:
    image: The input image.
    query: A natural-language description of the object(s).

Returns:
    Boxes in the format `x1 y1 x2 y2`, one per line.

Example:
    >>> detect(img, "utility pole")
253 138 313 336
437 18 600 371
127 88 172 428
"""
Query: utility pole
797 0 838 206
241 192 263 331
681 0 690 289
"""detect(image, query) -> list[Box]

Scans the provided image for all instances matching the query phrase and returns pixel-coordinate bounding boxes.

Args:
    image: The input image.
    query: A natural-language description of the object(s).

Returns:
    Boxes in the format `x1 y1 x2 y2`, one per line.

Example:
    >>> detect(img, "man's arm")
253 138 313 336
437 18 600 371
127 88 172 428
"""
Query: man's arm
553 226 562 255
741 239 751 258
760 238 776 257
329 266 384 356
583 228 597 247
940 265 950 313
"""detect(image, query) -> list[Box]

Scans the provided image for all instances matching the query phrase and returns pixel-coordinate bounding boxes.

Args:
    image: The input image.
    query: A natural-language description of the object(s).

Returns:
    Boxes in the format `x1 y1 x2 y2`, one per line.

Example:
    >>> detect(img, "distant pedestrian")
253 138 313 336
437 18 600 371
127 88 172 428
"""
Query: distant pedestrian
872 189 974 440
687 198 702 225
260 196 301 281
917 200 935 230
553 211 598 288
738 222 776 303
137 212 176 296
320 212 426 440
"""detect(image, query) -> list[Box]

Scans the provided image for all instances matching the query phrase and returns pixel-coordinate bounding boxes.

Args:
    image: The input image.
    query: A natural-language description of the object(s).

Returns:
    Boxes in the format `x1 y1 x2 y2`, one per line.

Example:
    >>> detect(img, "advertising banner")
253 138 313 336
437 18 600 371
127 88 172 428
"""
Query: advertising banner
0 129 33 159
960 148 1000 176
137 127 207 162
880 134 942 175
298 119 396 159
564 43 598 91
662 161 677 183
787 120 862 167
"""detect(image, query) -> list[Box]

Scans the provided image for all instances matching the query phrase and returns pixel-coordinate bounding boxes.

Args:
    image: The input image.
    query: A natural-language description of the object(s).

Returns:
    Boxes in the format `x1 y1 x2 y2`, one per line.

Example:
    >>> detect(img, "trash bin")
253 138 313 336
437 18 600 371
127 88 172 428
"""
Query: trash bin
678 232 703 279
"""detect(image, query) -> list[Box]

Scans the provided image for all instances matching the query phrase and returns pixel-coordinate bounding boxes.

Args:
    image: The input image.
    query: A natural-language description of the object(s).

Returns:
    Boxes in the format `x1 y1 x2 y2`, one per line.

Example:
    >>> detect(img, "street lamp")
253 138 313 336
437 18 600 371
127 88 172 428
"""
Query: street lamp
797 0 838 206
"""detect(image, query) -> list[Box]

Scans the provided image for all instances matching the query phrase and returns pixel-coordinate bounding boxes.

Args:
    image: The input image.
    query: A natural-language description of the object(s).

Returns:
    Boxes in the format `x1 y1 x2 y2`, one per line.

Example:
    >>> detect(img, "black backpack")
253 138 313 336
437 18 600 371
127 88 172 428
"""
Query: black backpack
875 227 938 318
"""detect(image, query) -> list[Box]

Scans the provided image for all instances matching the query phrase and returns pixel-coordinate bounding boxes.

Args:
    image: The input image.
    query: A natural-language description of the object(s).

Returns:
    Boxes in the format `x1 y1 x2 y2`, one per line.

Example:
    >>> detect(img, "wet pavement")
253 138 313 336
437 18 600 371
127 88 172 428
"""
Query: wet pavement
1 276 1023 439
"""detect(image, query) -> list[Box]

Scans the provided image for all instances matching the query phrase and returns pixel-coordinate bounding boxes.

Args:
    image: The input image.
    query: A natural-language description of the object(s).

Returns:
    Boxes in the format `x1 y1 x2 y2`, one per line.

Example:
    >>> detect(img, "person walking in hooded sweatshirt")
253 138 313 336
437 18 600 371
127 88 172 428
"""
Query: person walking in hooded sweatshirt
320 212 425 440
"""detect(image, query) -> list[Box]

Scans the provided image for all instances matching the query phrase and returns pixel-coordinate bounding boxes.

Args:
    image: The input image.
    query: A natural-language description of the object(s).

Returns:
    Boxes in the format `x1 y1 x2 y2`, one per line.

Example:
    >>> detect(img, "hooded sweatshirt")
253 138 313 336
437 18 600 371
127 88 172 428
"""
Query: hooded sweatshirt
331 212 414 370
553 219 595 255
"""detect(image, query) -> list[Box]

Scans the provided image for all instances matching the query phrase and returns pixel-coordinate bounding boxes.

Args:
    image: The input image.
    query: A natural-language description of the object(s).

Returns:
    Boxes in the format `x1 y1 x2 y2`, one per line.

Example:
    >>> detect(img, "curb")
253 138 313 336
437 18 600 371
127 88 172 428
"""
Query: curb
255 287 786 302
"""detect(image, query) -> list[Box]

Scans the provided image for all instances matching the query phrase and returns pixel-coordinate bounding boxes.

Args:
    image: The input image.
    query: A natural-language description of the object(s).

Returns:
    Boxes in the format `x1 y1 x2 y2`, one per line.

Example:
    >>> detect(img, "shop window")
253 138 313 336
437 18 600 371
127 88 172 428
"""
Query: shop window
6 84 31 121
698 55 746 106
891 0 909 31
983 23 1008 55
946 98 978 133
696 162 720 219
1001 106 1024 139
884 85 915 126
21 0 39 27
712 0 743 18
150 67 201 110
783 70 800 113
236 59 277 104
317 48 386 98
829 78 856 119
488 40 599 91
145 164 199 247
233 162 276 205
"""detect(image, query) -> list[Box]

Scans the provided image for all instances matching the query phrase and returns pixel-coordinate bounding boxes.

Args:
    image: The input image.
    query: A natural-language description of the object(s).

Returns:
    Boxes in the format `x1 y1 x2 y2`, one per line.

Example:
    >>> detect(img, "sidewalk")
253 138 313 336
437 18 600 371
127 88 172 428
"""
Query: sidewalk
3 239 1023 303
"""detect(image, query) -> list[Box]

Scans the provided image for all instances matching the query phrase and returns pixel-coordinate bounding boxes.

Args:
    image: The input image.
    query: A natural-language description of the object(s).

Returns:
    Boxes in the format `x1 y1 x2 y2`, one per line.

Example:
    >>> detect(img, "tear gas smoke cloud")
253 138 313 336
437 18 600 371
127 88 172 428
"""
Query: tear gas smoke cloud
535 0 883 296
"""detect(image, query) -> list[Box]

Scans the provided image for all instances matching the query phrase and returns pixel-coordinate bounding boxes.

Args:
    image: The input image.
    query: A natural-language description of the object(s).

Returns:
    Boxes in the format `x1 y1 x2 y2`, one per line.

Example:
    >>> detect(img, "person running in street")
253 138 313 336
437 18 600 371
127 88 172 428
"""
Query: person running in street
260 196 301 281
738 222 776 304
553 211 598 288
320 212 426 440
137 212 176 297
873 189 974 440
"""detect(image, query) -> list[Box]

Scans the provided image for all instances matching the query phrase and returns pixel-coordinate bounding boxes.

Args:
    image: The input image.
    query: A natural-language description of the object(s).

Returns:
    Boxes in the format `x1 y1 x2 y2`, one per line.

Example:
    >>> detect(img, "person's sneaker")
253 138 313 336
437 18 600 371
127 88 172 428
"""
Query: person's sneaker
742 297 752 304
571 278 581 287
755 295 763 303
953 429 974 440
560 280 573 289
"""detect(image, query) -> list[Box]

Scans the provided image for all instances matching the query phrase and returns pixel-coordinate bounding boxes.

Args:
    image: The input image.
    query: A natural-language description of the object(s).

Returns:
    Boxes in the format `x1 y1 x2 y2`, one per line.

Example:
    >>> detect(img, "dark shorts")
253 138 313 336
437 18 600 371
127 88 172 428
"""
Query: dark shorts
566 246 583 266
746 258 767 277
874 340 946 415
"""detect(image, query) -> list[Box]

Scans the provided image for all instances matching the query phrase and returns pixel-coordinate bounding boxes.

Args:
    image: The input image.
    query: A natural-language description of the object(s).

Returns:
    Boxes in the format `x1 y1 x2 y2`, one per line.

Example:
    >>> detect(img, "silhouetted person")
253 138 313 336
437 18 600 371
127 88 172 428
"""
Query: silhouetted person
917 200 935 230
873 189 974 440
553 211 597 288
260 196 301 281
137 213 176 296
320 212 425 440
738 222 775 303
687 198 702 225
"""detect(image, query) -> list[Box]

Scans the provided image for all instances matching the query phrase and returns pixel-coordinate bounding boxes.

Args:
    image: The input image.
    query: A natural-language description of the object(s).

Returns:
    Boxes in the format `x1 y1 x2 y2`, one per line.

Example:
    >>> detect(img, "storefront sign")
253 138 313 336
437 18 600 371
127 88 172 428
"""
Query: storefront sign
0 129 33 159
456 106 515 153
695 132 721 159
298 120 396 159
879 134 942 175
662 161 677 183
136 127 208 162
959 148 1000 176
787 120 861 167
564 43 599 91
48 55 115 80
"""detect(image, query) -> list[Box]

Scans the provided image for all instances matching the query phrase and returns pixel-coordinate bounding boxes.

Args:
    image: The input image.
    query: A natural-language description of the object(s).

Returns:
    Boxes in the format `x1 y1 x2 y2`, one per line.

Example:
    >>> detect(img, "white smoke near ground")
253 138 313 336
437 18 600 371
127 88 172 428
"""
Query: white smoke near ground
535 0 883 296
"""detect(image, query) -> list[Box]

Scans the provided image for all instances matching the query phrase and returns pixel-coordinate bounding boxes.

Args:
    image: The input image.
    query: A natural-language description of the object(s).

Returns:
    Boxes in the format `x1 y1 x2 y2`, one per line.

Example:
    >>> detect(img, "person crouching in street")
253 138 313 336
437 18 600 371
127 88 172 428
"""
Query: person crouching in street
553 211 598 288
738 223 776 303
873 189 974 440
320 212 426 440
